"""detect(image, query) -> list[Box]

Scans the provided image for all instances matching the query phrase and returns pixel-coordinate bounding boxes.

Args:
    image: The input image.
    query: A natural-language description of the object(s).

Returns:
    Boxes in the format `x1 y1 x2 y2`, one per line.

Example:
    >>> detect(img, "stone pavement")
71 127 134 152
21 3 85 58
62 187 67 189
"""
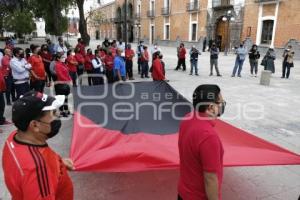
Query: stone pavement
0 38 300 200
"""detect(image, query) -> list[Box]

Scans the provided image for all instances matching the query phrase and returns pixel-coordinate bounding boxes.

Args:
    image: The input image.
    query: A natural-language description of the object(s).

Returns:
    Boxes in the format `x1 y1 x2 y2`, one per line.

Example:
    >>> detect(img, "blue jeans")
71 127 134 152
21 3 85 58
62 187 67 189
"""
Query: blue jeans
190 60 198 75
232 58 245 76
4 75 16 104
141 61 149 77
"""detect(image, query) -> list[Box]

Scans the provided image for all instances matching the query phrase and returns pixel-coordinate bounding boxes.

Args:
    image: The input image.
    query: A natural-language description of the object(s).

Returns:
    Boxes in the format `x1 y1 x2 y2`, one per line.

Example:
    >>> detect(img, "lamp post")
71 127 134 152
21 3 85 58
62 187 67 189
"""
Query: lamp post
222 10 235 56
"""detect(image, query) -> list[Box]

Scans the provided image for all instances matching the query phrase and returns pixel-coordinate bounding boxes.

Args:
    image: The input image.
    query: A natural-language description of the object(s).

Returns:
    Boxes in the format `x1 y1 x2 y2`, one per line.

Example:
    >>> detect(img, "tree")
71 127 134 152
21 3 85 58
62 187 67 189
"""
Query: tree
3 10 35 38
75 0 90 45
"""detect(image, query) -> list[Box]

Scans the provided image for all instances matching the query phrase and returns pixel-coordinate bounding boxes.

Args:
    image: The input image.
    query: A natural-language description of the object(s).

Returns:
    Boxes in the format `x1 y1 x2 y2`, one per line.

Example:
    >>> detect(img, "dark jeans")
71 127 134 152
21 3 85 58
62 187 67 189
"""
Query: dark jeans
141 61 149 77
210 58 221 75
69 71 77 87
77 66 84 85
250 59 258 75
190 60 198 75
106 70 114 83
232 58 245 76
86 70 93 86
44 62 52 83
92 68 104 85
4 75 16 104
31 80 45 93
126 60 133 78
176 58 186 70
137 57 142 73
15 82 30 99
282 62 291 78
0 92 5 124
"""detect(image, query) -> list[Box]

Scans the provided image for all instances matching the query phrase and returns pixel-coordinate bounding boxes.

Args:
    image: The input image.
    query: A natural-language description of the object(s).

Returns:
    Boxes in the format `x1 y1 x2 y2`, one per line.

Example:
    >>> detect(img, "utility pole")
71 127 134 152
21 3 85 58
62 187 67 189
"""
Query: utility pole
124 0 128 47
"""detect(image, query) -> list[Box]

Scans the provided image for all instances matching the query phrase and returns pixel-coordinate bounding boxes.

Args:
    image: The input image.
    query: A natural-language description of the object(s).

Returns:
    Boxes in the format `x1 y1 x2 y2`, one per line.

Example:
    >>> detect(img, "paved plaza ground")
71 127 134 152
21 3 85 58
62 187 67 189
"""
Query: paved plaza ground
0 38 300 199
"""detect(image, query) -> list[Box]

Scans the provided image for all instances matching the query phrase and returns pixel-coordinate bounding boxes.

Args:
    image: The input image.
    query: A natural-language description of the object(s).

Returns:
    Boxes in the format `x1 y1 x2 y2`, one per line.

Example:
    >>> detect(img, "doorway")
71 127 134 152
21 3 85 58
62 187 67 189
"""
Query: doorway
215 18 228 51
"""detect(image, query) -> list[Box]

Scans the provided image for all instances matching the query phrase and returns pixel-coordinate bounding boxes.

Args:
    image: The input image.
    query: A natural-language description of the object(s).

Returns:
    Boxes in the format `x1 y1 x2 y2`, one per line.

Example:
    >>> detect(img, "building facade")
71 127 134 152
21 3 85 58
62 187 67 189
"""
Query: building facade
242 0 300 49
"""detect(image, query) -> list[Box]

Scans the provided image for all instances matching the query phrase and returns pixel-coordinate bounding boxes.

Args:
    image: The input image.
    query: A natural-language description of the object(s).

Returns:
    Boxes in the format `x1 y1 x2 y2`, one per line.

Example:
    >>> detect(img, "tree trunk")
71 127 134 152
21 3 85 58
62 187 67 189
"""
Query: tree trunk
77 0 90 45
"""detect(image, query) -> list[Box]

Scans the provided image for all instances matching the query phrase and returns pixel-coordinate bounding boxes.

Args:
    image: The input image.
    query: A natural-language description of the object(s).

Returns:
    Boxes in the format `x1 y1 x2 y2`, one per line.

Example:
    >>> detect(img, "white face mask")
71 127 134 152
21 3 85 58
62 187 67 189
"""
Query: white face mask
71 52 75 56
60 58 65 63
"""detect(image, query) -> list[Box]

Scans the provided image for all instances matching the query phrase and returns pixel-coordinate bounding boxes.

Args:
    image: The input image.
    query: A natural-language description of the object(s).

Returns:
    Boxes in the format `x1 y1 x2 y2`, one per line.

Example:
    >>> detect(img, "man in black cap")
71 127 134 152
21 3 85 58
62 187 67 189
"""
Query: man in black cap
178 84 226 200
2 91 74 199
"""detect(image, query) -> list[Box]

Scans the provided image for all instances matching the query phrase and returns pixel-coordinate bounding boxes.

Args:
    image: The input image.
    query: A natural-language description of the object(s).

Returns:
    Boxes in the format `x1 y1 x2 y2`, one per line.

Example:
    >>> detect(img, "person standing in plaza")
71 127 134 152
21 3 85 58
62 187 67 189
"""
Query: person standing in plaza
0 65 10 128
1 48 16 105
210 43 222 77
74 47 85 85
55 37 68 58
203 37 207 52
232 43 247 77
2 91 74 199
113 48 127 82
141 46 150 78
248 44 260 77
10 48 32 98
281 45 295 79
92 50 105 85
75 38 86 57
104 50 114 83
175 43 187 71
189 45 201 76
40 44 53 87
136 41 144 74
28 45 46 93
261 48 276 74
85 49 95 86
54 54 72 117
125 44 135 80
178 84 225 200
66 49 78 87
151 52 166 81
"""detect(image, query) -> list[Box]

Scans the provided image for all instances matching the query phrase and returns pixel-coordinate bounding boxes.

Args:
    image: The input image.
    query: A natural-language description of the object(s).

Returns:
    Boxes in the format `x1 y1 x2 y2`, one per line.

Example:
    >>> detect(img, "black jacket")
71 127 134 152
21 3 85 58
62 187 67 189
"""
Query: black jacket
249 49 260 60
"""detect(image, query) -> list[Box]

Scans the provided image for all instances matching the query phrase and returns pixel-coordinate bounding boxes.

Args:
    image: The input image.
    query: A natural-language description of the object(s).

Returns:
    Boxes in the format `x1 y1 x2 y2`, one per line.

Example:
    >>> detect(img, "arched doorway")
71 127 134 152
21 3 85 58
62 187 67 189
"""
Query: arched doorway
215 18 229 51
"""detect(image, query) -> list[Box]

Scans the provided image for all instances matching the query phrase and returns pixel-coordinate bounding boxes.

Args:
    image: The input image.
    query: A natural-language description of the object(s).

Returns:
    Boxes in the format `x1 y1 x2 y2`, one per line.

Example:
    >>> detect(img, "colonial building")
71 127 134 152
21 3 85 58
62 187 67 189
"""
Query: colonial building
242 0 300 49
87 1 116 40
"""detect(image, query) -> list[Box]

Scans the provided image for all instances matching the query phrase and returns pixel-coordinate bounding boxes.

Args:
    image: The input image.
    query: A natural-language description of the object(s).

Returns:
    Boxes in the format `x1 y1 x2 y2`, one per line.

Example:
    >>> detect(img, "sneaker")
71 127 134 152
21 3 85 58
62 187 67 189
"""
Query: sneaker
0 120 12 126
129 78 135 80
281 76 285 79
231 75 235 77
141 76 144 78
189 73 193 75
183 69 186 71
145 76 150 78
217 74 222 77
238 75 242 77
195 74 199 76
174 68 179 71
209 74 213 76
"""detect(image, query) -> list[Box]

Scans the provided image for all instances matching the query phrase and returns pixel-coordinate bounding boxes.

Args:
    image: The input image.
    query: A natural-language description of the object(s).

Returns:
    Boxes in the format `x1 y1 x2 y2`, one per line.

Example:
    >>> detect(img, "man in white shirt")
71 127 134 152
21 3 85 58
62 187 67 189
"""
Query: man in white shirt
10 48 32 99
92 49 104 85
55 37 68 58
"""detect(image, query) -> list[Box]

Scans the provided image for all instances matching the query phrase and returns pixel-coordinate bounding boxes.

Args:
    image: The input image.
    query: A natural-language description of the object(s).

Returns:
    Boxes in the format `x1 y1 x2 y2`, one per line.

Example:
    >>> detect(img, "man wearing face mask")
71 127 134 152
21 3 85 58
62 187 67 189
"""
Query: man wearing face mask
178 84 225 200
2 91 74 200
10 47 32 99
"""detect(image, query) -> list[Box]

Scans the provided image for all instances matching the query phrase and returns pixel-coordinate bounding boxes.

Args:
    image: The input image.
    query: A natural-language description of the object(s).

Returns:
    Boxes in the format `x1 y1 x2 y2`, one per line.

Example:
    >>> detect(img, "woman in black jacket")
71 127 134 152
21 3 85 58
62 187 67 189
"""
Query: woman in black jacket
248 44 260 77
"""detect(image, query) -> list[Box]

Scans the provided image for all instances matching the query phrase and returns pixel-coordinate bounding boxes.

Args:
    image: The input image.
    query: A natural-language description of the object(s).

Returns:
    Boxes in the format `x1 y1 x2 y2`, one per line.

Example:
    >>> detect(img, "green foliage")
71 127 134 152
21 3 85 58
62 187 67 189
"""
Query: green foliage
3 10 35 37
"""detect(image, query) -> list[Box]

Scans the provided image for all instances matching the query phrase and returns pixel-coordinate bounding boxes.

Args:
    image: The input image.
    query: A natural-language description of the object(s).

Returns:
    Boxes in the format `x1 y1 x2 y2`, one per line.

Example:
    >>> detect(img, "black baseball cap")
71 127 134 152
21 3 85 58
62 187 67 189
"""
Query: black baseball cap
193 84 221 108
12 91 65 131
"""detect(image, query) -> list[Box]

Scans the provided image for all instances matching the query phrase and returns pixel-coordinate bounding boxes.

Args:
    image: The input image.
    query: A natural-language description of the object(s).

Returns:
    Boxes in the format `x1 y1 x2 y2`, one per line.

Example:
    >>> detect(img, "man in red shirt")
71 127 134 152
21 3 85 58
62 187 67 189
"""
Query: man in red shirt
85 49 95 86
74 48 85 85
175 43 187 71
141 46 150 78
125 44 135 80
178 84 226 200
75 38 86 57
28 45 46 93
1 48 16 105
151 52 166 81
2 91 74 200
66 50 78 87
104 50 114 83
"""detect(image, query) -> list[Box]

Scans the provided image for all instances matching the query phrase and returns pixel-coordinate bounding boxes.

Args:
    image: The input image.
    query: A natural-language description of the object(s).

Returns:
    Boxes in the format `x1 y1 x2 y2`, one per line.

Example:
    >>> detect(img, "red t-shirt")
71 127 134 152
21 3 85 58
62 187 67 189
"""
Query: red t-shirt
178 112 224 200
109 47 117 58
55 61 72 82
1 55 11 77
75 53 85 65
85 54 95 71
152 58 165 81
179 47 186 59
28 55 46 81
141 50 149 62
40 52 52 65
75 43 86 57
125 49 135 61
2 132 73 200
0 70 6 91
66 56 78 72
104 55 114 71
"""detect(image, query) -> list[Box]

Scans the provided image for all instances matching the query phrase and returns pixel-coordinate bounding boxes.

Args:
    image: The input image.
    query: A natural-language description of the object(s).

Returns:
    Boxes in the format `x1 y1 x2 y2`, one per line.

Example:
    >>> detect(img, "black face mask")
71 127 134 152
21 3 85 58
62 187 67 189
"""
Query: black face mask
39 119 62 138
19 53 25 58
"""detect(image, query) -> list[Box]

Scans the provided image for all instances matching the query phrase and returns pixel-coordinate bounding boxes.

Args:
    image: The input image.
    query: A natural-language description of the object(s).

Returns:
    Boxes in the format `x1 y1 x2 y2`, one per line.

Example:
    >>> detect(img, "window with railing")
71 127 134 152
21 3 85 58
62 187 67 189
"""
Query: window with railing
212 0 232 8
147 10 155 18
161 7 170 15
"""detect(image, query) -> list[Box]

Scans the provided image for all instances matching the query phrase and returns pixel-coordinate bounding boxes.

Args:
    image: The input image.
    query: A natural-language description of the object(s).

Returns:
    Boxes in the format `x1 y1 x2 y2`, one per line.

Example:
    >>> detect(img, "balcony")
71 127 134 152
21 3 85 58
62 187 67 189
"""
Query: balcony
161 7 170 16
254 0 279 3
212 0 233 10
186 1 200 12
147 10 155 18
135 13 141 19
